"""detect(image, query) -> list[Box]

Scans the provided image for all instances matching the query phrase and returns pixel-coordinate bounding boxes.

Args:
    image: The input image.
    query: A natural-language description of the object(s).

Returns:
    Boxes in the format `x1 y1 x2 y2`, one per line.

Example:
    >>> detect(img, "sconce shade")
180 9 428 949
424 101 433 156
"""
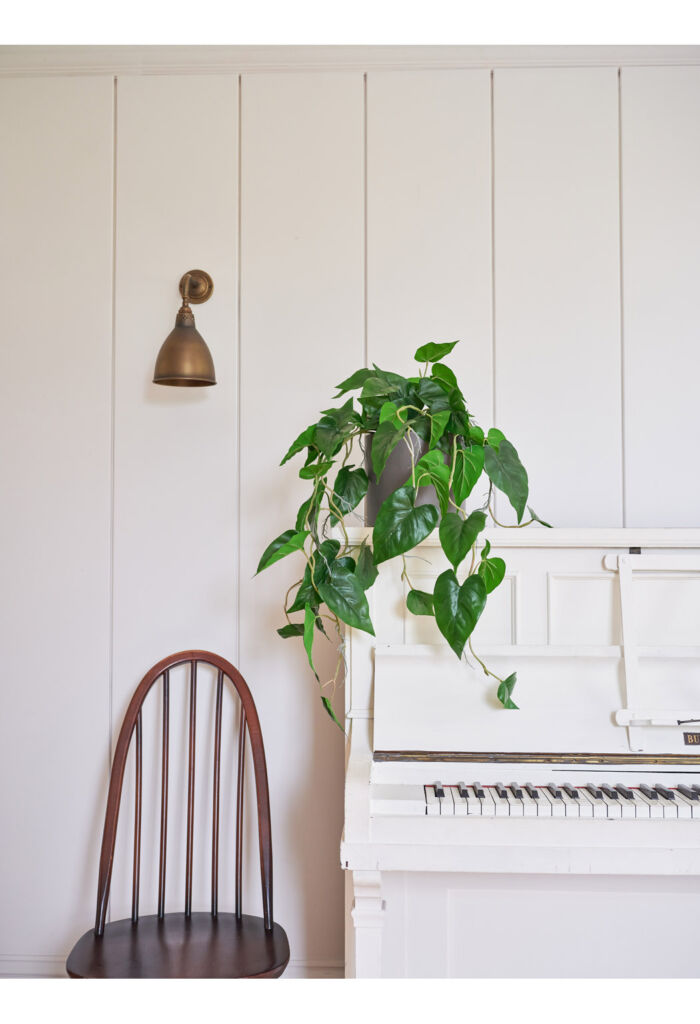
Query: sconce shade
153 304 216 387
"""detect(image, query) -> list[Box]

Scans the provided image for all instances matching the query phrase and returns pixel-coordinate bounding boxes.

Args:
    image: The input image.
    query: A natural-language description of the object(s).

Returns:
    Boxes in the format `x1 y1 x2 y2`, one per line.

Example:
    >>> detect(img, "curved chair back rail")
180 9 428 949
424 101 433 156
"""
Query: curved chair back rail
93 650 273 936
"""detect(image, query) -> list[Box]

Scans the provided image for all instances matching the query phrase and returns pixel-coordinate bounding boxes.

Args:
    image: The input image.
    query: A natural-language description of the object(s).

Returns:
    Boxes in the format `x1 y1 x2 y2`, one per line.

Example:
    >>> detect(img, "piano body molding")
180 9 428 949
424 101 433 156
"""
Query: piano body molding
340 528 700 978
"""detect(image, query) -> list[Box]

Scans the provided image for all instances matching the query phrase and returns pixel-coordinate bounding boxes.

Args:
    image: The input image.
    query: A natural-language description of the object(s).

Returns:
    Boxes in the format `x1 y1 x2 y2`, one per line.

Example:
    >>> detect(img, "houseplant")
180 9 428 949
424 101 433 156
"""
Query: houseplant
257 341 550 728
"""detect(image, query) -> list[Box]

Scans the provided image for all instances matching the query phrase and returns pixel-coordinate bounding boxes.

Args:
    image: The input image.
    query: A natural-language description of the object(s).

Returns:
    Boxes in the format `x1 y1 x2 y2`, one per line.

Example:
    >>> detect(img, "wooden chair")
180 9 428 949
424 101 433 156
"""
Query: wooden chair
66 650 290 978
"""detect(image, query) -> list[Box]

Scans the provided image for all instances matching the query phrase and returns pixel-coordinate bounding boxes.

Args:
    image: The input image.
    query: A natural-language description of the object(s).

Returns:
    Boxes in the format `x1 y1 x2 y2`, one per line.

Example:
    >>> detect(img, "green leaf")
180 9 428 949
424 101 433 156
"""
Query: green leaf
310 539 341 587
277 623 304 639
257 529 308 574
478 555 506 594
355 545 379 591
295 494 320 533
439 510 487 571
487 427 505 451
528 505 553 528
299 460 334 480
413 450 451 515
484 439 529 522
417 377 452 413
281 424 316 465
433 570 487 658
371 420 404 481
360 375 400 405
481 539 491 559
452 446 484 505
429 410 451 450
303 604 318 678
379 400 400 425
468 424 485 445
335 367 374 395
431 363 458 390
373 484 439 564
497 672 519 709
330 467 368 525
317 562 375 635
414 340 459 363
406 589 434 616
321 695 345 732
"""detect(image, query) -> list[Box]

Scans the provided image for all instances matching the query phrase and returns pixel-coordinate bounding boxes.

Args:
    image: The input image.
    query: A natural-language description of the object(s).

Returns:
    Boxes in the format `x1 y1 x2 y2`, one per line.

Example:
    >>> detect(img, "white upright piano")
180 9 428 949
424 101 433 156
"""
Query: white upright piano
341 528 700 977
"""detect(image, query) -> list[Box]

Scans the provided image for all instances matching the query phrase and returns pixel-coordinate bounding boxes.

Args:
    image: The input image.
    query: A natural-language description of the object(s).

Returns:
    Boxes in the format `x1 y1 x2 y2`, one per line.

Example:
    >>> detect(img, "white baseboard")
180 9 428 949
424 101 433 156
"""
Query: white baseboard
0 954 344 980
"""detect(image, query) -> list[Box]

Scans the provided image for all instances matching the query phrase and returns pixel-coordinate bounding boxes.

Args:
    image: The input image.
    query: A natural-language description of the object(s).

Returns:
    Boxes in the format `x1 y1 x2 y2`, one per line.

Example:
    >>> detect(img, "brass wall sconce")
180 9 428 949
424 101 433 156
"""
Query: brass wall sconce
153 270 216 386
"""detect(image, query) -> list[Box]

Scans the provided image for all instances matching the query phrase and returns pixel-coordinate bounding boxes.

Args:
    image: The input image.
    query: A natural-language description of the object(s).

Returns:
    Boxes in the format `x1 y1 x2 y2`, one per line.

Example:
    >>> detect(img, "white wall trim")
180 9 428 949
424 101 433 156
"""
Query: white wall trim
0 953 344 979
2 45 700 77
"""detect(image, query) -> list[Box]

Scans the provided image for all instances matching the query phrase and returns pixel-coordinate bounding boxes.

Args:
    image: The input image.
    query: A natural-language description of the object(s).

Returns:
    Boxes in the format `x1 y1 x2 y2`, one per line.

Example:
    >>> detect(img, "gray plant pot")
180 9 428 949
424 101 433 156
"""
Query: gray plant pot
364 431 442 526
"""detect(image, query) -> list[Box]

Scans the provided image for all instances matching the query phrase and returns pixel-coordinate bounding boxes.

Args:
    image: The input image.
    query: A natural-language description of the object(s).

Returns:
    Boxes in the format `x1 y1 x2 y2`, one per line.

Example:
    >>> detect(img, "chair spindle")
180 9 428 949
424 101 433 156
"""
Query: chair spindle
235 708 246 919
131 711 143 923
185 660 197 916
157 670 169 918
211 670 224 916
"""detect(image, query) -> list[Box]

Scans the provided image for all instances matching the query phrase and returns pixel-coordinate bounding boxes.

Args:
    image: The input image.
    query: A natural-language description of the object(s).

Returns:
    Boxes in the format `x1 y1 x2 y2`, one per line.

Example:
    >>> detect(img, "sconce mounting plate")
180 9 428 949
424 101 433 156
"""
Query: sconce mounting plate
179 269 214 304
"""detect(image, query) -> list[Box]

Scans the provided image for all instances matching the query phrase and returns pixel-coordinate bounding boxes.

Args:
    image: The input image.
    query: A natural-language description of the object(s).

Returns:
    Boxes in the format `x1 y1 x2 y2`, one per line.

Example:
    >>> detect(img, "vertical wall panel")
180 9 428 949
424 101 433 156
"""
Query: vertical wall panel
493 69 622 526
622 68 700 527
0 77 113 956
239 72 363 965
367 70 493 423
112 77 238 919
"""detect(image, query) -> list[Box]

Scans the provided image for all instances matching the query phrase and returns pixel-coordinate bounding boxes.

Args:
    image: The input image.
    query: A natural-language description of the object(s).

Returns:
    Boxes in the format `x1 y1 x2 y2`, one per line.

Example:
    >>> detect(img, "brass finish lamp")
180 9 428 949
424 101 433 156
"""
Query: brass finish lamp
153 270 216 386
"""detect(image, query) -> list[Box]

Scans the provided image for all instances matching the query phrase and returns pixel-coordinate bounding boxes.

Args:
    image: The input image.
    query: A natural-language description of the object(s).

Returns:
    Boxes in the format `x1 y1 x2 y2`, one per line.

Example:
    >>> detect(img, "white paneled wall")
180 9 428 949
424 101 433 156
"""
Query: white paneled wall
621 68 700 527
493 68 623 526
1 51 700 977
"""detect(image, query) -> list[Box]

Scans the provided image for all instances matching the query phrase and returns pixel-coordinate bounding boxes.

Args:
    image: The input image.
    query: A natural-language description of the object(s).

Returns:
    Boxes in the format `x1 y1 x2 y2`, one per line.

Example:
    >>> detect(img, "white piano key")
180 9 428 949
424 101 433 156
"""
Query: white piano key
630 791 650 819
469 786 495 817
541 789 566 818
441 787 455 816
674 791 695 819
425 785 440 816
370 784 428 816
615 792 637 819
579 789 608 819
656 795 679 819
601 793 623 819
452 785 470 817
508 794 526 817
573 789 594 818
489 787 511 817
635 790 664 819
560 791 580 817
519 791 539 817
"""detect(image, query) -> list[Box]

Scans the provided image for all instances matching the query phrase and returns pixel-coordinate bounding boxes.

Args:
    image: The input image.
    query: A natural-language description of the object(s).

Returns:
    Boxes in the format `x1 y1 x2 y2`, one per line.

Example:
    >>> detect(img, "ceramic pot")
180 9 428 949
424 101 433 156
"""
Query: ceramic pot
364 431 443 525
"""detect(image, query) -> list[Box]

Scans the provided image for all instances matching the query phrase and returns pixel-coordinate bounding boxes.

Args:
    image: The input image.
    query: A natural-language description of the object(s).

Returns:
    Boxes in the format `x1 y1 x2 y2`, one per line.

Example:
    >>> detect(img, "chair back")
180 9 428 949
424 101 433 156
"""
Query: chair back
93 651 273 935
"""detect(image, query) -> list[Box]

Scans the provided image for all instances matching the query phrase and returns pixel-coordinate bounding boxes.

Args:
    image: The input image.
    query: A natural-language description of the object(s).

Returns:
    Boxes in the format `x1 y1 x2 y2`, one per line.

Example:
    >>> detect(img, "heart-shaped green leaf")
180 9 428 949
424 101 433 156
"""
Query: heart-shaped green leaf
439 510 487 571
330 466 368 524
429 410 451 449
417 377 451 413
433 570 487 658
277 623 304 639
303 604 318 678
406 589 434 616
299 460 334 479
317 562 375 635
257 529 308 574
452 446 484 505
484 438 529 522
487 427 505 451
431 363 458 389
414 340 459 363
335 367 374 395
478 555 506 593
355 545 378 591
281 424 316 465
497 672 518 709
413 451 451 514
371 420 404 481
373 484 439 564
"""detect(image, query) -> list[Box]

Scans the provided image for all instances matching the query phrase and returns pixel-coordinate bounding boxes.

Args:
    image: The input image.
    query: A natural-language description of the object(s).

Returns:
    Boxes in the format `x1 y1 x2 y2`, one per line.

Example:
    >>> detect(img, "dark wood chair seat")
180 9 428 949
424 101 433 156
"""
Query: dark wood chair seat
67 913 290 978
66 652 288 979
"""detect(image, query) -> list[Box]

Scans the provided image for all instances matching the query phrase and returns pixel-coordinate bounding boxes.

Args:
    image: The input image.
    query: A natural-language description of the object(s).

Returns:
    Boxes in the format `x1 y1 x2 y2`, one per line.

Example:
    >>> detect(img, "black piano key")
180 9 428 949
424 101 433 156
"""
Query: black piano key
600 784 619 800
509 783 524 799
495 783 508 800
562 784 580 800
473 782 486 799
678 784 699 801
524 783 539 800
547 783 563 800
654 784 674 801
692 785 700 797
639 784 658 801
433 781 445 799
615 784 634 801
457 782 469 800
586 783 604 800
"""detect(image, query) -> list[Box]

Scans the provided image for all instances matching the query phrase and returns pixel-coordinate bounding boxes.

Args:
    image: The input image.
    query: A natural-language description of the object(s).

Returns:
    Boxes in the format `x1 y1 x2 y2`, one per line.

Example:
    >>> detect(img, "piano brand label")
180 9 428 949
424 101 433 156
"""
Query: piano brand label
683 732 700 746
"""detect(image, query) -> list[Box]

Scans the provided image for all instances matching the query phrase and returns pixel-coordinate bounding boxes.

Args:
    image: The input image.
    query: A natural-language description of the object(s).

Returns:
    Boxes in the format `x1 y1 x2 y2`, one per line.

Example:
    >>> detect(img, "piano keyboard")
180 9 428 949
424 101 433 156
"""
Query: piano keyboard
372 782 700 819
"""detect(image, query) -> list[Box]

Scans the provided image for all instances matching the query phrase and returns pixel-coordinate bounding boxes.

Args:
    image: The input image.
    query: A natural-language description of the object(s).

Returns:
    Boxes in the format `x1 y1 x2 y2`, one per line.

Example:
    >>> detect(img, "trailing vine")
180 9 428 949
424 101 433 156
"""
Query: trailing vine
257 341 550 728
